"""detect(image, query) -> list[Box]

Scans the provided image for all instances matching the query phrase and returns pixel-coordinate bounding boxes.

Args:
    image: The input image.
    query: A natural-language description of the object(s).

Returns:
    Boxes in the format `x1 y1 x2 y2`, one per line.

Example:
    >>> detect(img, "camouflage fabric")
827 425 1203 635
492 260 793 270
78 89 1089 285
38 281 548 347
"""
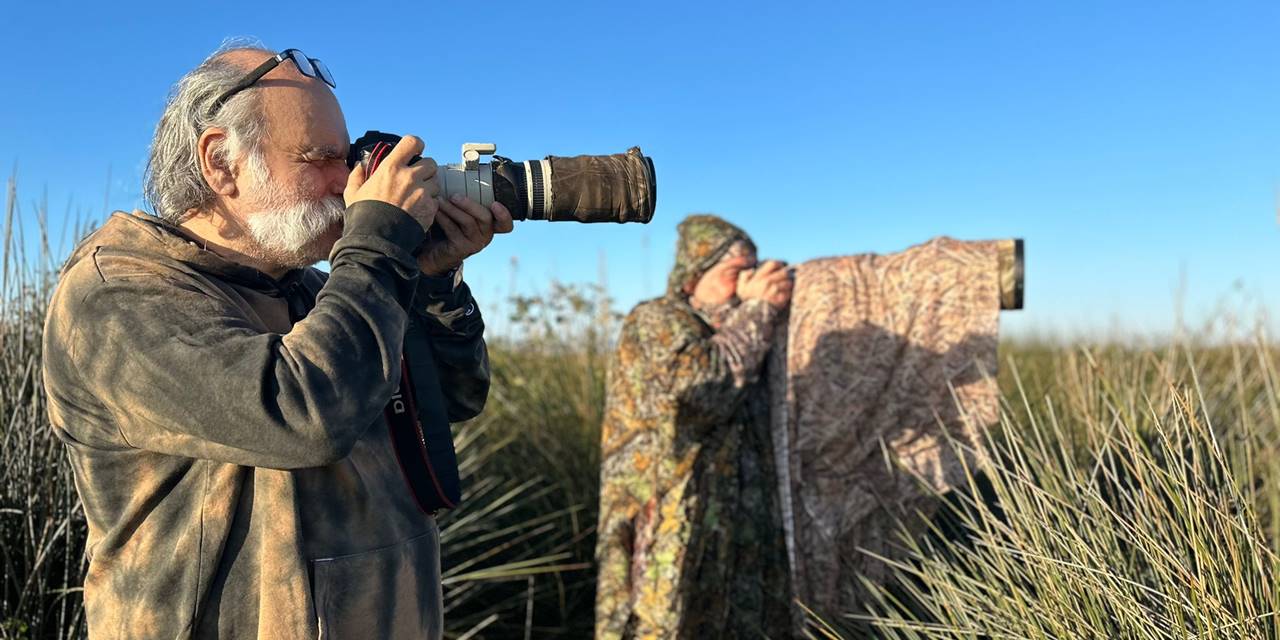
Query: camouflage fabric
545 147 655 223
767 236 1002 617
595 215 790 639
664 215 757 299
42 205 489 639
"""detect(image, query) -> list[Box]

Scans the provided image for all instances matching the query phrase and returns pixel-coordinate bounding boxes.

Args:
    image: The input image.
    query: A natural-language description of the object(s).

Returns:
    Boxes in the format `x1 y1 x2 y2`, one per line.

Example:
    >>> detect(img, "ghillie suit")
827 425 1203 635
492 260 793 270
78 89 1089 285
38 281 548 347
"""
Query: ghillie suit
595 215 792 639
768 237 1004 618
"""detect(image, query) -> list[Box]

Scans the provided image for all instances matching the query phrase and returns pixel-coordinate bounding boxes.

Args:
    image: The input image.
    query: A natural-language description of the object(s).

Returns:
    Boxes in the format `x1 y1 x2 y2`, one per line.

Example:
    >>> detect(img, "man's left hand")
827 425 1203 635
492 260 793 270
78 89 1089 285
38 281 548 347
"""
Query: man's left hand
418 194 515 276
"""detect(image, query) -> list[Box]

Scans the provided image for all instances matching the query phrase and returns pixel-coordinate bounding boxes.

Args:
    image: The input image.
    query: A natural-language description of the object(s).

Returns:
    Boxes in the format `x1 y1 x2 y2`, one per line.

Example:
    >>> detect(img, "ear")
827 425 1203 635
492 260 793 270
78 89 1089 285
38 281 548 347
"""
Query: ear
197 128 239 198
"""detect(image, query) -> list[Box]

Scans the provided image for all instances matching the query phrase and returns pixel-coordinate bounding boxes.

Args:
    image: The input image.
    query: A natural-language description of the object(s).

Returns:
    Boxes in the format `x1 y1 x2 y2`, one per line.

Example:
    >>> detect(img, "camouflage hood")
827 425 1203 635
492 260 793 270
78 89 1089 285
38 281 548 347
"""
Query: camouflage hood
665 214 756 299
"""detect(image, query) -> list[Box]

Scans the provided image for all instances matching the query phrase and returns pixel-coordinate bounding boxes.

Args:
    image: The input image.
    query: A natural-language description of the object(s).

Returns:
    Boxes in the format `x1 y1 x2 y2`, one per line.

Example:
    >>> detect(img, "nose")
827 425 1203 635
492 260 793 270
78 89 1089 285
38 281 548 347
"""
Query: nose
326 162 348 197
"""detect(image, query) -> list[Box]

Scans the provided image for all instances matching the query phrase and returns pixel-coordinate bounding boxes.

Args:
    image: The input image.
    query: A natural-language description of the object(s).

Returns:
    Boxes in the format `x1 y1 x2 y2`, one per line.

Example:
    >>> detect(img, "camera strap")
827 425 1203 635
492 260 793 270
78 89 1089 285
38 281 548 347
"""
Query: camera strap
384 355 459 515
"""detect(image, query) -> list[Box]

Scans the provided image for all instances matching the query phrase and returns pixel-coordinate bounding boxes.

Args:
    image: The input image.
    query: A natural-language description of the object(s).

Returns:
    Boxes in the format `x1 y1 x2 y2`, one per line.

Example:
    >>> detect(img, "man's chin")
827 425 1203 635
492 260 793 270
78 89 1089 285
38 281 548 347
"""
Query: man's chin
290 222 343 267
314 222 343 258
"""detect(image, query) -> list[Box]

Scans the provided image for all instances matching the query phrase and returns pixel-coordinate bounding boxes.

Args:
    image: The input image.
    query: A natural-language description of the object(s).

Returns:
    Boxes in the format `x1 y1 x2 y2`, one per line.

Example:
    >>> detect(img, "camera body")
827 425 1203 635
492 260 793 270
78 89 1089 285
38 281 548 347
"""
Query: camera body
348 131 656 224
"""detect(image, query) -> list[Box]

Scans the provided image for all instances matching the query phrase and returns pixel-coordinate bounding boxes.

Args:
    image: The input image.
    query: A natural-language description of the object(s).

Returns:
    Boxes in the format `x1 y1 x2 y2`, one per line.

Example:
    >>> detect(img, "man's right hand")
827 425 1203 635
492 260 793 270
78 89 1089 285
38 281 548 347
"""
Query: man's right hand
737 260 793 310
343 135 440 233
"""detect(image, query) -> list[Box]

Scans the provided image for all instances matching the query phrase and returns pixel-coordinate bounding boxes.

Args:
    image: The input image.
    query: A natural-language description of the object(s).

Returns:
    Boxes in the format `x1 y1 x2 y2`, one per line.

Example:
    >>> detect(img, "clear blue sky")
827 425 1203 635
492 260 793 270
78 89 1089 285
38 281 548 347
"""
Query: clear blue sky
2 0 1277 338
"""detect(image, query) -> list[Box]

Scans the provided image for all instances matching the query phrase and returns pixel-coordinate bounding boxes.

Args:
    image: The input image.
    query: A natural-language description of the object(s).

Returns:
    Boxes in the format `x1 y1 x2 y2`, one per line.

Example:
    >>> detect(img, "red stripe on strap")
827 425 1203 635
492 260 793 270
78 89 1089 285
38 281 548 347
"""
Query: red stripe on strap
397 358 457 509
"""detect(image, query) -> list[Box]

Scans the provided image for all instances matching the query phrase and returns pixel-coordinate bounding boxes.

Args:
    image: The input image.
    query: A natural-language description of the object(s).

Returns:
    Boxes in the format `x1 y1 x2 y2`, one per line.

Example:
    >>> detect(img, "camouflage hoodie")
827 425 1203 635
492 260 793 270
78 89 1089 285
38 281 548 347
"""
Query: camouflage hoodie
41 203 488 639
595 215 792 639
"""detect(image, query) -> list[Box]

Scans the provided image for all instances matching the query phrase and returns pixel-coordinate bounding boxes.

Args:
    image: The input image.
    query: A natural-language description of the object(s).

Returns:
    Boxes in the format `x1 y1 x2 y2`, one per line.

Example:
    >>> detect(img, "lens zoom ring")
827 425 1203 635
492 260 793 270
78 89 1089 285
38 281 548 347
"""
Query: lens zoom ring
527 160 546 221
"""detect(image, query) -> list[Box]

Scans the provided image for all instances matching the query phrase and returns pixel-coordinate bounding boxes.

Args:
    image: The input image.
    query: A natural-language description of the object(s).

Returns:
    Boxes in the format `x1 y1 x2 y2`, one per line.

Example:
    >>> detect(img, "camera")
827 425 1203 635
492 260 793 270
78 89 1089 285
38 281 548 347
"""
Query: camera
348 131 656 226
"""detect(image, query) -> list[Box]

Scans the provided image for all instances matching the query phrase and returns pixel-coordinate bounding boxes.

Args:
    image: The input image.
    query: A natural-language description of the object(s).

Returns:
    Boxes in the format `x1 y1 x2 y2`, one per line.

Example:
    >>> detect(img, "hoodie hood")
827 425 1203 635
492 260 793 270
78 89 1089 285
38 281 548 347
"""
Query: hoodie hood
665 214 756 299
63 210 306 292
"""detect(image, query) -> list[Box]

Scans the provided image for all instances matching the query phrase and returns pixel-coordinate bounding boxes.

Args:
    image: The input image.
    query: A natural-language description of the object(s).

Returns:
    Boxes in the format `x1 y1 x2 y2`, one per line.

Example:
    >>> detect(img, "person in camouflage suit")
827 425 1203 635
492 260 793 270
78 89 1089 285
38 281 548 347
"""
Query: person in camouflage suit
595 215 794 639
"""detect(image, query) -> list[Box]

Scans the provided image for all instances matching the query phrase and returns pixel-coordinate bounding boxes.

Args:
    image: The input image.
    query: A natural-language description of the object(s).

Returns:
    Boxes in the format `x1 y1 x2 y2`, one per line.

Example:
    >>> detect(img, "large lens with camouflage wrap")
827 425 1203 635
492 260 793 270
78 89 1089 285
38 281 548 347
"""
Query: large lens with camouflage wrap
441 148 655 223
351 131 656 224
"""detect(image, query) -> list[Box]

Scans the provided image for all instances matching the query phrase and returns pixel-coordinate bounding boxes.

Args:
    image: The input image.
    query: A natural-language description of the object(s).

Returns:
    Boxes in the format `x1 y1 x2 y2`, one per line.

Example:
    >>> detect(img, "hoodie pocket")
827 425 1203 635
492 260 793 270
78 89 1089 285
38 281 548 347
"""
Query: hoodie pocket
312 526 442 640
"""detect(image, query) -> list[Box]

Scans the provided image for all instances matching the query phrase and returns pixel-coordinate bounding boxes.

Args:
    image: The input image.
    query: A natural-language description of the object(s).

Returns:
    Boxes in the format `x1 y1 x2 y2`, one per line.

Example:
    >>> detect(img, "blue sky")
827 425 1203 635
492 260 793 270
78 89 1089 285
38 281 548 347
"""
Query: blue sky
1 1 1276 338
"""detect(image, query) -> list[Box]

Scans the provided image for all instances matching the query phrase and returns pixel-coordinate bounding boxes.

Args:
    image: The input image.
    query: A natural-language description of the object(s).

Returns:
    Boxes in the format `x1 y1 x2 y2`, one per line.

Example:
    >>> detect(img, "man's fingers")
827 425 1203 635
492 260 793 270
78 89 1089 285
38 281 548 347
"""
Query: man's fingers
386 135 425 168
432 209 461 241
758 269 789 285
343 165 365 204
438 197 484 243
447 194 493 227
403 189 437 230
409 157 438 181
757 260 786 275
408 159 438 199
491 202 514 234
767 277 792 303
746 266 787 286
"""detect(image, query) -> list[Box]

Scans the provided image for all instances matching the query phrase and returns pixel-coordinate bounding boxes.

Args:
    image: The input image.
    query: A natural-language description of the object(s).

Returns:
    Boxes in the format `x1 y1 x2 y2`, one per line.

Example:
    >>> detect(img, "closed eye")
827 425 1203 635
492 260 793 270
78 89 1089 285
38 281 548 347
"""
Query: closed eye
299 146 347 164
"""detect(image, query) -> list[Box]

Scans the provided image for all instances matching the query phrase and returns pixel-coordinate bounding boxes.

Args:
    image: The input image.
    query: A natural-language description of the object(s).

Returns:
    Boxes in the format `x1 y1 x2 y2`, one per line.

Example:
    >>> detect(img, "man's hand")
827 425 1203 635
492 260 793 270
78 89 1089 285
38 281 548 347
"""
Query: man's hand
417 194 515 276
736 260 793 310
343 135 440 232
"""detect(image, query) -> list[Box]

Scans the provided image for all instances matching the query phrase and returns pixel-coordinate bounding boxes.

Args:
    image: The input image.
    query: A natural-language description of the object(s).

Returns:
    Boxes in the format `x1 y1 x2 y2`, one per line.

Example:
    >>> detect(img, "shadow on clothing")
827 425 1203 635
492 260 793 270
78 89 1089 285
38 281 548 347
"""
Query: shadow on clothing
779 323 1000 638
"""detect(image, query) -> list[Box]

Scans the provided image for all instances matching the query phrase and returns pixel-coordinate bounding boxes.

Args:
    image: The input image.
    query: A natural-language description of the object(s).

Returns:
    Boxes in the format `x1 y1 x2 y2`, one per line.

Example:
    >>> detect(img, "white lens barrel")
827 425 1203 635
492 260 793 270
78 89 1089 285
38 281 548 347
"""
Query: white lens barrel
437 156 564 221
437 163 494 207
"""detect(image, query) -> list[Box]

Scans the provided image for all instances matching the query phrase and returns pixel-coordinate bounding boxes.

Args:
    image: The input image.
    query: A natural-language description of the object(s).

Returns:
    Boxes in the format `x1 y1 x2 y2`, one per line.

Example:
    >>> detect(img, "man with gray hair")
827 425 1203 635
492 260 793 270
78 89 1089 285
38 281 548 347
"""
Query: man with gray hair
41 42 509 638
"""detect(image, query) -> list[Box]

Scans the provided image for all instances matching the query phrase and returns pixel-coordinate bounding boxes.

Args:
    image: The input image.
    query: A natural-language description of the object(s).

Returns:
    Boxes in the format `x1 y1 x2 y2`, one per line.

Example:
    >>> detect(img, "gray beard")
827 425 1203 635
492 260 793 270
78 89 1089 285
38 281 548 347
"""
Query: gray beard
244 196 344 268
241 169 345 269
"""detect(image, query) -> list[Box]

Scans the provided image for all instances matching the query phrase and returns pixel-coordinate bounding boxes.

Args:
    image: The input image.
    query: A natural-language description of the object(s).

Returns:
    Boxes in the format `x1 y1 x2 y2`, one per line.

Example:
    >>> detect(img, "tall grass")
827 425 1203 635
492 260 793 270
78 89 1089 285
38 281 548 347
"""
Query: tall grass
827 340 1280 639
435 284 619 638
0 176 89 639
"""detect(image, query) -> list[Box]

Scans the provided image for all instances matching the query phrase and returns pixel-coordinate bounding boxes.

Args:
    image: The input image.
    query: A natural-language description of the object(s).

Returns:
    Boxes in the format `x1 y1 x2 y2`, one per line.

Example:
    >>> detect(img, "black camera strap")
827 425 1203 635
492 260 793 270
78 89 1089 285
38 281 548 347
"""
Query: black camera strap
384 355 459 515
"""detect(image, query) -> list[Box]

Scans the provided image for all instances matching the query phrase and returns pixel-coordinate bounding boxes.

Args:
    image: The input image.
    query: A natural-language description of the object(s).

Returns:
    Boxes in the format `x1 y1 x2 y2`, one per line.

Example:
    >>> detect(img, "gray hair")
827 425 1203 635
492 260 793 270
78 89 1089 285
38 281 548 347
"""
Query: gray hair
144 39 273 223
